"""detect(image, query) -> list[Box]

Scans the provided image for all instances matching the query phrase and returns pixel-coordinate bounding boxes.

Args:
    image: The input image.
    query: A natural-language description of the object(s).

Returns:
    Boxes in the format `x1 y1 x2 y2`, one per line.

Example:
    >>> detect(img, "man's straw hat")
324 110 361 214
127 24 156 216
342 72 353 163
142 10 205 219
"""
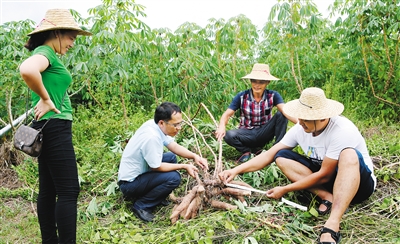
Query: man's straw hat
242 63 280 81
28 9 92 36
283 87 344 120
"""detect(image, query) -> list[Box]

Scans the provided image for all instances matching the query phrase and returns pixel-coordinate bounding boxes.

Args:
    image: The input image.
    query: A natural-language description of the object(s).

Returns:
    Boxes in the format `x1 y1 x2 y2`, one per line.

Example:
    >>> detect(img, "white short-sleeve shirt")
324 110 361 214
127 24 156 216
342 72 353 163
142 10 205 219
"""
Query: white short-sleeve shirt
117 119 174 182
280 116 376 187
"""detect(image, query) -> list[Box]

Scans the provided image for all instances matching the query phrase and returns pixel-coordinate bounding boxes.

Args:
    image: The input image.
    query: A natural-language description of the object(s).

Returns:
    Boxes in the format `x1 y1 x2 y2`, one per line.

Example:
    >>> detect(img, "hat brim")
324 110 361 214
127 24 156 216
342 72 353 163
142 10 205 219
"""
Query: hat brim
242 73 280 81
28 27 92 36
283 99 344 120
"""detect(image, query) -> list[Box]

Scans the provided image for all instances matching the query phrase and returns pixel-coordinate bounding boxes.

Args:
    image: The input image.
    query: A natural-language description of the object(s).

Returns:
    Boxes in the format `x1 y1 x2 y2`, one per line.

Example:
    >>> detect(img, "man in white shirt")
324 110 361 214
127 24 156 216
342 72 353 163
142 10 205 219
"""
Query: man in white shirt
219 87 375 244
118 102 208 222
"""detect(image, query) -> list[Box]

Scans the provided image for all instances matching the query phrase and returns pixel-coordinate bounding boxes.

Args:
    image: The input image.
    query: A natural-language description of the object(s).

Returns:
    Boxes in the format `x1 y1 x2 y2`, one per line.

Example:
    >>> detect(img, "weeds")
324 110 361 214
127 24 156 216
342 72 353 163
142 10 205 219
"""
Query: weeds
1 106 399 244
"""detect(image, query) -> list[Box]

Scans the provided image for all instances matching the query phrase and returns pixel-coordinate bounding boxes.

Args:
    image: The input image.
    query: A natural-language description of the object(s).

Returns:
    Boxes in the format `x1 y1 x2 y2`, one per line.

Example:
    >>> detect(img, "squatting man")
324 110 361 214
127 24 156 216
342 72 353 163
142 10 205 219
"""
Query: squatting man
219 87 376 244
118 102 208 222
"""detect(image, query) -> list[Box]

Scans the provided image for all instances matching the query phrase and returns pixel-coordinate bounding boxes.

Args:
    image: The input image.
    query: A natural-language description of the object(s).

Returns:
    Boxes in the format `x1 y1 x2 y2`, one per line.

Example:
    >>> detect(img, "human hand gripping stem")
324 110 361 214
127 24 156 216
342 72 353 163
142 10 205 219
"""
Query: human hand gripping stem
34 98 60 120
218 169 237 184
219 169 287 199
219 172 287 200
214 126 226 142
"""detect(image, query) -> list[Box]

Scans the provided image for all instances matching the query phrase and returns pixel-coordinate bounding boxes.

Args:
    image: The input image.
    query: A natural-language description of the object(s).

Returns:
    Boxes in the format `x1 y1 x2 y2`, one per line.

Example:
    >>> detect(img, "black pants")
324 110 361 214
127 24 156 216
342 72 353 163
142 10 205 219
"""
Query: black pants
224 111 288 153
32 119 79 244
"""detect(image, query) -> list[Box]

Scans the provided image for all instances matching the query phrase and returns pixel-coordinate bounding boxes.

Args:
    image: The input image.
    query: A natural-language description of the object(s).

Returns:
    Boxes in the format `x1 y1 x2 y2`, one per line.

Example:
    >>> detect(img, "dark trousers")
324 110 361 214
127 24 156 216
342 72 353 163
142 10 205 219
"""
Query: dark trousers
274 149 375 204
33 119 79 244
224 111 288 153
118 152 181 211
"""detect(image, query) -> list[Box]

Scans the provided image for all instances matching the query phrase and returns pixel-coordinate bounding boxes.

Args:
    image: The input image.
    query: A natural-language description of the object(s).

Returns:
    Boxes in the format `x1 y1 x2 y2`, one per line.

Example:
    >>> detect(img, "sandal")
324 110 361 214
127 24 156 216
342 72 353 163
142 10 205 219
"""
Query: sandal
317 226 342 244
317 200 332 215
236 152 251 164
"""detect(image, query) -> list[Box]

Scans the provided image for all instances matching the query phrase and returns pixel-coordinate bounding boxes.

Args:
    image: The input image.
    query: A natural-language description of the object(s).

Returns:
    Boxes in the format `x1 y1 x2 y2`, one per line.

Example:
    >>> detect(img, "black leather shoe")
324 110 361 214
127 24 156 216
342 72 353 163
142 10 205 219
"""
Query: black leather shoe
160 199 170 206
131 207 155 222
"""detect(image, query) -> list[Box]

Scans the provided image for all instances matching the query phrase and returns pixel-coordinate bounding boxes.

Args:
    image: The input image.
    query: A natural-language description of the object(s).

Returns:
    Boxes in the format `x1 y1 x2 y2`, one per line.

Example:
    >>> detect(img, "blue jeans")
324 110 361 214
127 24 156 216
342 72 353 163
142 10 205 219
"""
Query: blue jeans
32 119 79 244
118 152 181 211
274 149 375 204
224 111 288 153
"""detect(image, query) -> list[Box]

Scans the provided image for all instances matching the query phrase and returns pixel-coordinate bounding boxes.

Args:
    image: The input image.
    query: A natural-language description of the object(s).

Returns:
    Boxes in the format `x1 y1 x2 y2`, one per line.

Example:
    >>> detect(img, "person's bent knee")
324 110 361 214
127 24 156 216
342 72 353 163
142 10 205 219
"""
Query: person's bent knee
224 130 236 145
275 156 290 169
224 130 235 140
171 154 177 164
275 157 285 168
339 148 359 167
274 149 294 167
274 111 283 118
163 152 178 164
274 149 294 161
166 171 181 188
274 111 286 121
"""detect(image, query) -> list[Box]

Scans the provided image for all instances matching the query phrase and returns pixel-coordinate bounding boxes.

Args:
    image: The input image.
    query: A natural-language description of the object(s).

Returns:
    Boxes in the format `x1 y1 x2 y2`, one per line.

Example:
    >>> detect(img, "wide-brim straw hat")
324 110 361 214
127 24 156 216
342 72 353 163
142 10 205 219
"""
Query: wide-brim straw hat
283 87 344 120
242 63 280 81
28 9 92 36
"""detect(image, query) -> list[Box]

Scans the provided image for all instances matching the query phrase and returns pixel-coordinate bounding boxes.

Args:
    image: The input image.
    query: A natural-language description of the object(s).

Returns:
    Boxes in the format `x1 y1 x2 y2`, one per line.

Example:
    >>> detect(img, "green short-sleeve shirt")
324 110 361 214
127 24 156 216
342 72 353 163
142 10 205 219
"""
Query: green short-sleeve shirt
32 45 73 121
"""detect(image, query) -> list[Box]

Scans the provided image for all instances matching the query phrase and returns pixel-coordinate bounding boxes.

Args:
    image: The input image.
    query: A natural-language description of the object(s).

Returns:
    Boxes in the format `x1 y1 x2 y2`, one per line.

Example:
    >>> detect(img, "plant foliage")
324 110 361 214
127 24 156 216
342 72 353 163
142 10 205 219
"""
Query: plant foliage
1 0 399 243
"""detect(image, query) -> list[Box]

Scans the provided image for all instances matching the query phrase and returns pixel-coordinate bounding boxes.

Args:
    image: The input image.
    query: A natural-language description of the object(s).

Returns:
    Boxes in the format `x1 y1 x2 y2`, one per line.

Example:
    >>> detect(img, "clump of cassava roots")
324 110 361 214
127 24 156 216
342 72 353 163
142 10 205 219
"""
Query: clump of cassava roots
169 103 257 224
169 173 254 224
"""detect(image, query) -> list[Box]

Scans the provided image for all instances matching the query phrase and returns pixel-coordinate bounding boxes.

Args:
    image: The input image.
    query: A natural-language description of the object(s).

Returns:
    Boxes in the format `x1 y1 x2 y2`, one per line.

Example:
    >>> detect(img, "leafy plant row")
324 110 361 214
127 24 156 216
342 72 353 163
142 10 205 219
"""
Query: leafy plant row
1 0 399 133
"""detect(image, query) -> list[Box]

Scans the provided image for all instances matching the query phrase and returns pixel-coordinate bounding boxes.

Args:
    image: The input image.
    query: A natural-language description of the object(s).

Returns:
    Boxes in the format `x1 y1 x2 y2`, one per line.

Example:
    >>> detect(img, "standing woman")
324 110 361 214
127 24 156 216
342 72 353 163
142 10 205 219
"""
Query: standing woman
19 9 92 244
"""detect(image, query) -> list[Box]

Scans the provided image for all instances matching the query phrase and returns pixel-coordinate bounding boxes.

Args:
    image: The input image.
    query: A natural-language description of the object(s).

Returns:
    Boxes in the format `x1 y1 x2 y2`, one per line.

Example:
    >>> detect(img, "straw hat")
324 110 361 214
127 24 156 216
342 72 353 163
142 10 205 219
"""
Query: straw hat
242 63 280 81
283 87 344 120
28 9 92 36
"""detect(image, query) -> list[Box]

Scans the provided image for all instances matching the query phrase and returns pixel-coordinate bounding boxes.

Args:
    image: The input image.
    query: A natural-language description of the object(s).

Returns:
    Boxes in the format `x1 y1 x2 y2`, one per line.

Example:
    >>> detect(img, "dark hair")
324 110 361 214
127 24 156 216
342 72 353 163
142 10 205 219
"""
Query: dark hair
154 102 181 123
24 29 69 51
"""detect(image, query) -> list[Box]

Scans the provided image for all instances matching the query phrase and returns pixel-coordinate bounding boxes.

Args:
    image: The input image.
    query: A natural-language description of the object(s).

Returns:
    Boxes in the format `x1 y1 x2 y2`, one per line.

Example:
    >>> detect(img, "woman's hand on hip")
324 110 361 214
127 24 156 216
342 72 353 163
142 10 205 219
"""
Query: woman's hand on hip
34 98 60 120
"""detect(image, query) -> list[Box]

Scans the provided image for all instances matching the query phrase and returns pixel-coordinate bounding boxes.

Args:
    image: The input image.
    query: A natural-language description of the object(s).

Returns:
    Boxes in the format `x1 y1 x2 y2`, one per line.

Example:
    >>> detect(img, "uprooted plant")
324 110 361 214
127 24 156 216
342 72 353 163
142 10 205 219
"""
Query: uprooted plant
168 103 259 224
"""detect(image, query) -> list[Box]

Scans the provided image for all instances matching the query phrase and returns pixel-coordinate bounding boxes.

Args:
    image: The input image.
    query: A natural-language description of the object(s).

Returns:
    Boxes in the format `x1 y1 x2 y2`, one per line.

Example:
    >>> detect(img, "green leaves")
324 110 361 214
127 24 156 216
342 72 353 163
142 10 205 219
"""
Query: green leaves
104 181 118 196
243 162 285 187
86 197 99 217
2 0 398 130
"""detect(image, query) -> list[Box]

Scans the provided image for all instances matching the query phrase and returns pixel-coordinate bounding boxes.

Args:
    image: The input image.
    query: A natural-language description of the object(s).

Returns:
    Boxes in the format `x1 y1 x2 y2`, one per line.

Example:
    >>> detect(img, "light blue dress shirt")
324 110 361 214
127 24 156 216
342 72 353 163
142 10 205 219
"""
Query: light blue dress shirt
118 119 174 182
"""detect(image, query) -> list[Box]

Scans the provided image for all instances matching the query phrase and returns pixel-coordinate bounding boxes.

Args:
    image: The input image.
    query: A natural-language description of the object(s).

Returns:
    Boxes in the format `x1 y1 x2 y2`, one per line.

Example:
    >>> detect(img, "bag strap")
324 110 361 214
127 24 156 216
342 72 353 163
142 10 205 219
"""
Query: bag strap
24 89 31 125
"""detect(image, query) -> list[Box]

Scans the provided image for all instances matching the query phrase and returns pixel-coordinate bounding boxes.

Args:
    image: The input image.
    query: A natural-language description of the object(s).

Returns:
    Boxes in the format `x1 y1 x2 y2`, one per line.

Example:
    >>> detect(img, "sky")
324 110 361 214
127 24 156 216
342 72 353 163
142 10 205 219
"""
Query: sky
0 0 333 31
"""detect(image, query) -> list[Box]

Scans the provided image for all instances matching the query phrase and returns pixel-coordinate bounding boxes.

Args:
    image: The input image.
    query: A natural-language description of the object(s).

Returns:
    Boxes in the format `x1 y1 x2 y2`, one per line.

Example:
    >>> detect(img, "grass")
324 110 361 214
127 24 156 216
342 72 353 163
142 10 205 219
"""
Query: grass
1 108 399 244
1 177 399 243
1 158 399 243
